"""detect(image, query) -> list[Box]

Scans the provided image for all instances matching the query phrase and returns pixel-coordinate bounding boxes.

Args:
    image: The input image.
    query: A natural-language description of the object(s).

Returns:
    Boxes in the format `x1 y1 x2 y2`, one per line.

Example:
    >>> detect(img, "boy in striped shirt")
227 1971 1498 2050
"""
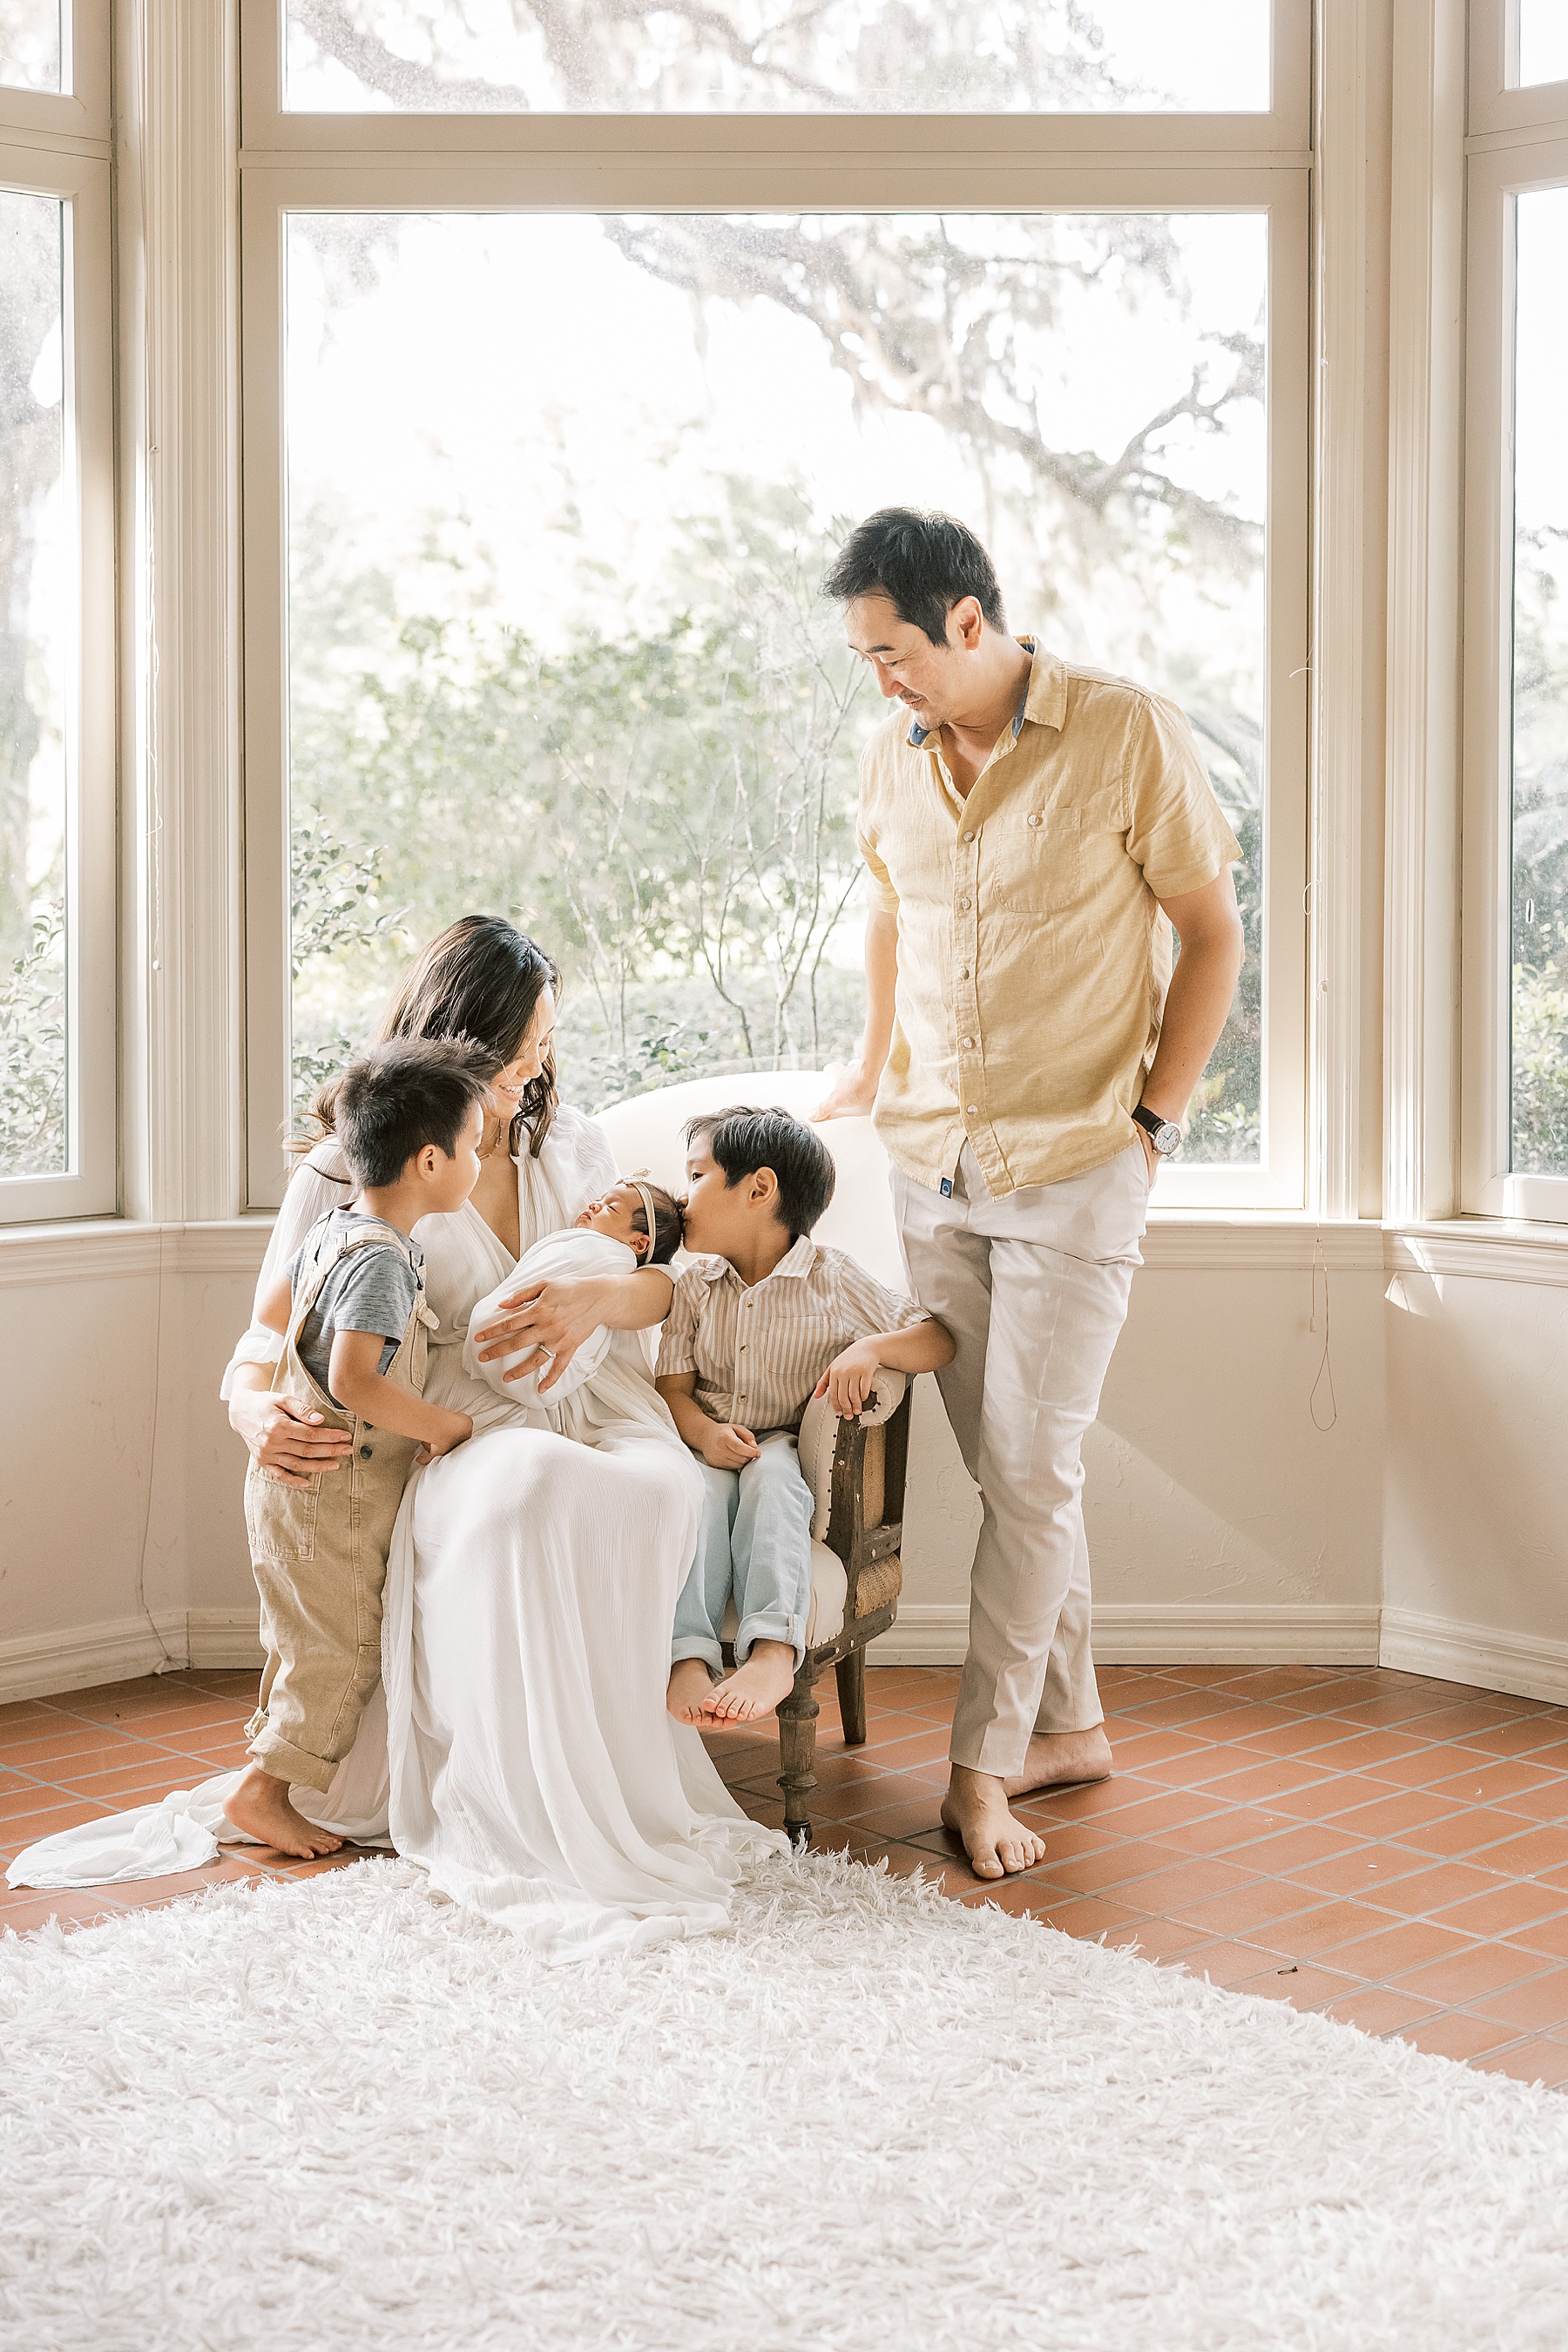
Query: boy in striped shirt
658 1105 954 1727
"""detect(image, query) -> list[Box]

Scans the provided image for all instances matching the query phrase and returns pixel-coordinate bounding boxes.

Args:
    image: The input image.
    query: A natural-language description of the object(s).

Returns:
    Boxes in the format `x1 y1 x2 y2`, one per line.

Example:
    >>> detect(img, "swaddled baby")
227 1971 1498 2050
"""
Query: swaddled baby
463 1178 684 1408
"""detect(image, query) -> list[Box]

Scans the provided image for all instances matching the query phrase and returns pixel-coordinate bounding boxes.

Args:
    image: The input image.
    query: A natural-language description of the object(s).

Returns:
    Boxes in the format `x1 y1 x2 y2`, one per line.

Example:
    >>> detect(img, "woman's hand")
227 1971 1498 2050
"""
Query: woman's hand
228 1385 352 1490
471 1275 608 1394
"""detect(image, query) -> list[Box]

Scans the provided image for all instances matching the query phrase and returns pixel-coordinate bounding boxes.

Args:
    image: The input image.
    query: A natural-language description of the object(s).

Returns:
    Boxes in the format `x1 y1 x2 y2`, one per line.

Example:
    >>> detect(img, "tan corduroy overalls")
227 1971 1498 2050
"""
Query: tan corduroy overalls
244 1213 436 1794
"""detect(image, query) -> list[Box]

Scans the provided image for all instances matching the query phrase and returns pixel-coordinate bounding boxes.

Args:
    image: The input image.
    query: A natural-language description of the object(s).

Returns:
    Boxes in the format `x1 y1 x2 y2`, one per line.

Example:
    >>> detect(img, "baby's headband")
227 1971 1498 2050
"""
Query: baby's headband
627 1172 660 1254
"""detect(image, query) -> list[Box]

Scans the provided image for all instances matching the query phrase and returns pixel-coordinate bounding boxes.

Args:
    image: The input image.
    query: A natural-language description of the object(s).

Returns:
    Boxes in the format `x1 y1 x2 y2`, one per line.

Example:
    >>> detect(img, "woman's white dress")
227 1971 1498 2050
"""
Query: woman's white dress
9 1105 786 1961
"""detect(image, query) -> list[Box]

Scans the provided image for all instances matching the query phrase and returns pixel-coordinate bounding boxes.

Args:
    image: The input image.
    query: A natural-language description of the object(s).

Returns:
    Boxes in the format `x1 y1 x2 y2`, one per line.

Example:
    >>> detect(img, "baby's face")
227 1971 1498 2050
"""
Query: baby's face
575 1184 647 1256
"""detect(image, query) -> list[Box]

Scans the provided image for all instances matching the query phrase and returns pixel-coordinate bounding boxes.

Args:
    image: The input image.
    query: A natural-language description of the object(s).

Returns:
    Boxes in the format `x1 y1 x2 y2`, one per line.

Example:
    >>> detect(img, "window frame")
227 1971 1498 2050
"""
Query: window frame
1460 76 1568 1220
0 0 110 139
1470 0 1568 139
237 0 1313 1213
0 3 117 1224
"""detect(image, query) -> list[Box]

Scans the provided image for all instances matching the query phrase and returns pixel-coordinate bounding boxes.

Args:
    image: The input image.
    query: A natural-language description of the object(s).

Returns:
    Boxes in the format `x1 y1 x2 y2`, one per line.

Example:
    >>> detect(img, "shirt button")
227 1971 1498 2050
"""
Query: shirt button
957 896 971 910
966 1104 979 1116
1028 813 1042 828
962 1037 976 1050
957 965 970 979
962 830 975 842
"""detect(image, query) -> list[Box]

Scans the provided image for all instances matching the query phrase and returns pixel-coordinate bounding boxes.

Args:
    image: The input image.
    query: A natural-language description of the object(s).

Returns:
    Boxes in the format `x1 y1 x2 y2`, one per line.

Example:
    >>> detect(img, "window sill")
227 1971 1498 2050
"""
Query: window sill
0 1219 273 1288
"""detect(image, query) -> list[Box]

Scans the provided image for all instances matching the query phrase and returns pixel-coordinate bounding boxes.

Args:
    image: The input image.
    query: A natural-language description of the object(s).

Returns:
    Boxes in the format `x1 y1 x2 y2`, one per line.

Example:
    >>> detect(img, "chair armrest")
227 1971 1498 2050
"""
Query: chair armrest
797 1372 908 1542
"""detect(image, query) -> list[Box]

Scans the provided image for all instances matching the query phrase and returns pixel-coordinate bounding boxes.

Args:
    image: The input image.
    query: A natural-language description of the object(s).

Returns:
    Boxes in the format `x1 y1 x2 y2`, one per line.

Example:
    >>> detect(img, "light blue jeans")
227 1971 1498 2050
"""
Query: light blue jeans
671 1434 813 1674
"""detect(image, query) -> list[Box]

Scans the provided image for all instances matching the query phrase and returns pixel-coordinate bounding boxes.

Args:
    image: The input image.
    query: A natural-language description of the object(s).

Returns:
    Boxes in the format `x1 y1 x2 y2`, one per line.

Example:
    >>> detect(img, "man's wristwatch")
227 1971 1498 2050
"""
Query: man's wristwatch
1132 1103 1183 1158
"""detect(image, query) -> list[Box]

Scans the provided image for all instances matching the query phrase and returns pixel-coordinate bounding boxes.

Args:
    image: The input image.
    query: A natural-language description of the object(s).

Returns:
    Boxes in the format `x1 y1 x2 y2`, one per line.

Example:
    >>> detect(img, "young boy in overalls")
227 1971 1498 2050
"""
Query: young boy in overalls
224 1037 493 1860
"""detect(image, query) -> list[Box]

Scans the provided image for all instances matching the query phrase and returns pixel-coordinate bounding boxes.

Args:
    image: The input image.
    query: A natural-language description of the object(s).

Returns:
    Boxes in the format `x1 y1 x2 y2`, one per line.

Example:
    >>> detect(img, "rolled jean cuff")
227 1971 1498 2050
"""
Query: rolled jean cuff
735 1611 806 1669
670 1635 724 1673
246 1727 339 1795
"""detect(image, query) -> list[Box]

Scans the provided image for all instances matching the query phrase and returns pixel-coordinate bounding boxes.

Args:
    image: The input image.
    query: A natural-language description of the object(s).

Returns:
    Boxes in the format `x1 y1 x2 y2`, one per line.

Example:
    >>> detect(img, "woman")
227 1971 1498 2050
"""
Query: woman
22 918 787 1961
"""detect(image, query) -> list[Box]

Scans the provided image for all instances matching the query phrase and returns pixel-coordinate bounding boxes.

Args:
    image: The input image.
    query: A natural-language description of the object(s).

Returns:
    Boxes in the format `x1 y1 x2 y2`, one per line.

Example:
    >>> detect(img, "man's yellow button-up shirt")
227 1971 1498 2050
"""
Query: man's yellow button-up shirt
855 642 1242 1198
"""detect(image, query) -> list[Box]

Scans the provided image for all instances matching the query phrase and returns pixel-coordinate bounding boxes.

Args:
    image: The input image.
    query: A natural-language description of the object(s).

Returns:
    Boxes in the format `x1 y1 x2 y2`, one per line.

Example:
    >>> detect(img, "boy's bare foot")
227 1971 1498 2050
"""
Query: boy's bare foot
703 1639 798 1724
666 1659 718 1726
222 1764 343 1860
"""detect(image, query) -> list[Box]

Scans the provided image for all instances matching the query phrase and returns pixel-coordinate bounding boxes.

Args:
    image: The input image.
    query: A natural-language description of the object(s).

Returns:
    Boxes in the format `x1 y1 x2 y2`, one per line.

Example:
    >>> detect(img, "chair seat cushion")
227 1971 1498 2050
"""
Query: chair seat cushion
717 1541 846 1651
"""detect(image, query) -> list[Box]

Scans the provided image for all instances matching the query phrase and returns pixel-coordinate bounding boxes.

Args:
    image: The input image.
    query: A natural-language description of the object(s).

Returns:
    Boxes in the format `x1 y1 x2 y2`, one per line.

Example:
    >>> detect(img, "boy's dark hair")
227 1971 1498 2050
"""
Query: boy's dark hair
335 1037 495 1191
685 1105 836 1242
823 507 1006 647
631 1181 685 1267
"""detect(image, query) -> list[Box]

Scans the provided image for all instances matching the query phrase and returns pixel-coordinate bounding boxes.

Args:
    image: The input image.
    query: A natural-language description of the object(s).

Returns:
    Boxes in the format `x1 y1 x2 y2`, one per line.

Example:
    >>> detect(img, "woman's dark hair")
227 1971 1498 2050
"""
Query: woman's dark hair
298 916 560 1160
684 1105 836 1243
630 1181 685 1267
335 1037 495 1190
823 507 1006 646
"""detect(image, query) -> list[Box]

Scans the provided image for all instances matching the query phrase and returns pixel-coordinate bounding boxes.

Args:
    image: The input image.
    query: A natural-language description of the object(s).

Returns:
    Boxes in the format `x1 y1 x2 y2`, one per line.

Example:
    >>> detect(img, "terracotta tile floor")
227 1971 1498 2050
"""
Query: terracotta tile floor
8 1659 1568 2088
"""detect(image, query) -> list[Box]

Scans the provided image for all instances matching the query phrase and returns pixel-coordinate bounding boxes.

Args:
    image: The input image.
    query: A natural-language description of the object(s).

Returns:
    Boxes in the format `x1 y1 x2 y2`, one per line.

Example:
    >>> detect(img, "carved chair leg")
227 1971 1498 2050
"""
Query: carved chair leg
776 1671 820 1850
835 1646 868 1747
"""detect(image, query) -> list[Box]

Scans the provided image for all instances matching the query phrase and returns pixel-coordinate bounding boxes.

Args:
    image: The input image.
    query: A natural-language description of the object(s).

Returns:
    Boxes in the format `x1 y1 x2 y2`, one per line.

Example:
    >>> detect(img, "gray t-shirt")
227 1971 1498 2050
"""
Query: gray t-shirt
285 1210 423 1406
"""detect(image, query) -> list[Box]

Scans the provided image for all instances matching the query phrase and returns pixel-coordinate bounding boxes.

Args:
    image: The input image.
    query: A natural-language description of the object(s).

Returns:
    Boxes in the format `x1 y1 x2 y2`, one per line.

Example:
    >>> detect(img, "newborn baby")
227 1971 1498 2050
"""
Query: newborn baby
463 1178 684 1407
575 1178 684 1266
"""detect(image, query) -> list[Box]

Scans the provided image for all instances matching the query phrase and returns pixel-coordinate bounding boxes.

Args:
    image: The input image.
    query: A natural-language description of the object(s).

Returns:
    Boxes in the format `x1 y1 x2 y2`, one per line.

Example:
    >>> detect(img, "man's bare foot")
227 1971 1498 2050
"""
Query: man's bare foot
703 1639 797 1724
666 1658 718 1726
1002 1724 1113 1799
941 1766 1049 1881
222 1765 343 1860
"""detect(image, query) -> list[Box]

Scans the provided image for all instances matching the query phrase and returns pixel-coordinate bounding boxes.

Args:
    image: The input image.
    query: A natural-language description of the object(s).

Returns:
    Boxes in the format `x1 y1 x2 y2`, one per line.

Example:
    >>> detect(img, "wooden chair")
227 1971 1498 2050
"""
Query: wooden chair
720 1375 912 1847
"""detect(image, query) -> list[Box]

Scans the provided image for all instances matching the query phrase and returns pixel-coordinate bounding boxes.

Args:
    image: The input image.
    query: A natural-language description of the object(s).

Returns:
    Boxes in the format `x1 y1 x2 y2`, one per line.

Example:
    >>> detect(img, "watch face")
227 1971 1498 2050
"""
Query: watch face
1153 1120 1182 1155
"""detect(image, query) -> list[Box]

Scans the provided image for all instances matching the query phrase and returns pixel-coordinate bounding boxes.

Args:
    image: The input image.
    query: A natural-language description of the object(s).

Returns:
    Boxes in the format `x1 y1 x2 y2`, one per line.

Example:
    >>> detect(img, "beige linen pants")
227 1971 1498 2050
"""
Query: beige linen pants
894 1140 1149 1778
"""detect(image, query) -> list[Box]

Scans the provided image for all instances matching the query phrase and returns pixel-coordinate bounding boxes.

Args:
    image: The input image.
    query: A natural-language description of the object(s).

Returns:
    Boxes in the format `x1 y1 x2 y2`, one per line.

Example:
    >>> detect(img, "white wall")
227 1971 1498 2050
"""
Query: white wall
1382 1245 1568 1699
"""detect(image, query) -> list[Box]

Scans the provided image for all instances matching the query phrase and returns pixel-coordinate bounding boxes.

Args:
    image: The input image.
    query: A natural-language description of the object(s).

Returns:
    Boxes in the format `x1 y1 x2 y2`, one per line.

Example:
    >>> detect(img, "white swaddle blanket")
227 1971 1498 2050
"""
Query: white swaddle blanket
461 1226 683 1449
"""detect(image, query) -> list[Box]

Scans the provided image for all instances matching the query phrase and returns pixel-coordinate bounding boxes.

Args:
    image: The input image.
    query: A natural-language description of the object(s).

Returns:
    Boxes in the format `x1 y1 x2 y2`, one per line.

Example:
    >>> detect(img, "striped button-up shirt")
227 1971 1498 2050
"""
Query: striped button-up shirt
656 1237 925 1436
857 640 1241 1197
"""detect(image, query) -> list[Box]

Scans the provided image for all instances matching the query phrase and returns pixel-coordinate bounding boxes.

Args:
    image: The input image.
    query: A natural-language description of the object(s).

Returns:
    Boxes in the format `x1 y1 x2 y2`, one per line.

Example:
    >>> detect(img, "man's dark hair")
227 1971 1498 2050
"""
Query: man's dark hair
823 507 1007 645
631 1181 685 1267
335 1037 495 1191
684 1105 836 1242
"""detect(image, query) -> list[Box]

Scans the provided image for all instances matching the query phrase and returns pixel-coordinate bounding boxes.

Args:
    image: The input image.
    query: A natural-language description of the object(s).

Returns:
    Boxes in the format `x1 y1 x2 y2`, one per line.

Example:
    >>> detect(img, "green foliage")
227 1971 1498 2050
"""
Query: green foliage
0 902 66 1176
1509 532 1568 1176
287 492 876 1119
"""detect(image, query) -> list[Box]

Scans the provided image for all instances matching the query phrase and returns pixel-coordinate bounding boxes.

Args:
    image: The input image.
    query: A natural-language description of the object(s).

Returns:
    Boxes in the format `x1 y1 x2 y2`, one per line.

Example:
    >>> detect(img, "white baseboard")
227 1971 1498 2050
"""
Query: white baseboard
0 1612 191 1704
1379 1606 1568 1707
186 1610 266 1670
873 1601 1383 1670
10 1601 1562 1709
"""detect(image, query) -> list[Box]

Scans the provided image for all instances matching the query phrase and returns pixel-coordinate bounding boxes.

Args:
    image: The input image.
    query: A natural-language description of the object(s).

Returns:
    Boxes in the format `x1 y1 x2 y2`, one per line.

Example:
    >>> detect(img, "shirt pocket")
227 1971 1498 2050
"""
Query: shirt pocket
986 802 1084 919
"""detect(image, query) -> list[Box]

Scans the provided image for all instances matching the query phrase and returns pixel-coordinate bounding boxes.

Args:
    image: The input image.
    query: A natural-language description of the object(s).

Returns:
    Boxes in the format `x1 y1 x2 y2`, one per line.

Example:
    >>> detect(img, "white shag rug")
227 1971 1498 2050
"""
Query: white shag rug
5 1855 1568 2351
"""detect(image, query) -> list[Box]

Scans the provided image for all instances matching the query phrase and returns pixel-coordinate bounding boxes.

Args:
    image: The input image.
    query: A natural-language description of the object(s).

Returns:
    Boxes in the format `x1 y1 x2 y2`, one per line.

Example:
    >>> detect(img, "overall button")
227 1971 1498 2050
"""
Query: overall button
359 1444 373 1459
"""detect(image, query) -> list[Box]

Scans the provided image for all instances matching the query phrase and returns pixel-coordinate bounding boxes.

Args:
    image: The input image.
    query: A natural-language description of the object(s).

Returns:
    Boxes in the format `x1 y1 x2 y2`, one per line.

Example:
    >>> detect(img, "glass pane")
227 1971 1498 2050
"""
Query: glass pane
284 0 1270 114
0 1 62 92
283 211 1267 1159
1511 186 1568 1178
1519 2 1568 88
0 188 68 1181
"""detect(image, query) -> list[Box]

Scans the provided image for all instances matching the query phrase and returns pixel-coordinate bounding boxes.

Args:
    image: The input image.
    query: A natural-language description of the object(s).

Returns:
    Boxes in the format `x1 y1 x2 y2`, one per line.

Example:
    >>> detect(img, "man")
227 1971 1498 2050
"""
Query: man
816 508 1243 1882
